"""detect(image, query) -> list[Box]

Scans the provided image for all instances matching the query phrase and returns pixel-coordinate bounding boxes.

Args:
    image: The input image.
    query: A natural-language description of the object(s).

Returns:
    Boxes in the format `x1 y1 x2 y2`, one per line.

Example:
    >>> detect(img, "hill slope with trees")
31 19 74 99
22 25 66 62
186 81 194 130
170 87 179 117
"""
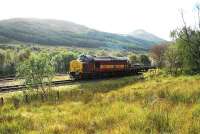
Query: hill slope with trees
0 18 165 51
129 29 165 44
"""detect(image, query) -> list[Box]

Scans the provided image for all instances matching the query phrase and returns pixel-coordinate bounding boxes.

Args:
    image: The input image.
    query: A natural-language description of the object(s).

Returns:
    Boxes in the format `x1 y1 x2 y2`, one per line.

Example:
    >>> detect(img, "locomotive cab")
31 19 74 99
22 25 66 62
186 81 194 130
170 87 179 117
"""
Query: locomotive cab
69 60 83 79
69 55 94 79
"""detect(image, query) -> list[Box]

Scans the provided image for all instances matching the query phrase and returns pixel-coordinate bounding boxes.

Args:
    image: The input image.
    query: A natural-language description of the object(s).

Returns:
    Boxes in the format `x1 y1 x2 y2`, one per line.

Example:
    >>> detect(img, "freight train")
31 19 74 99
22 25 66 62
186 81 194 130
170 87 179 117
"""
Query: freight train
69 55 153 80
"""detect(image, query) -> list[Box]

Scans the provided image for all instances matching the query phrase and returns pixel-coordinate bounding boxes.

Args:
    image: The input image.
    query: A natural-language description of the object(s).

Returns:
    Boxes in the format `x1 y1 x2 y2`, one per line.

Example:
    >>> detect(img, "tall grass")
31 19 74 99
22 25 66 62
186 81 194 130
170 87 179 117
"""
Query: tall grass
1 75 200 133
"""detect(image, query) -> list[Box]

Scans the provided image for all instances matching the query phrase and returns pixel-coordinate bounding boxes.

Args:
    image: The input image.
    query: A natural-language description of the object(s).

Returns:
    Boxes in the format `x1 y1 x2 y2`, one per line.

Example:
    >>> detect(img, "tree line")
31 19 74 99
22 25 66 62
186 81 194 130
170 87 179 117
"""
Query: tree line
0 46 78 76
150 5 200 75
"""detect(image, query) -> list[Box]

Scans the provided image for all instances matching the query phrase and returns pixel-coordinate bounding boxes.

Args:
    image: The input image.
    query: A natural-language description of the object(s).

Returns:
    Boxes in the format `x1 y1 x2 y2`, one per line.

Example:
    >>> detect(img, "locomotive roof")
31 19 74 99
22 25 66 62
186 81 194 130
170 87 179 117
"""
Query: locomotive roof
93 56 128 61
78 55 128 62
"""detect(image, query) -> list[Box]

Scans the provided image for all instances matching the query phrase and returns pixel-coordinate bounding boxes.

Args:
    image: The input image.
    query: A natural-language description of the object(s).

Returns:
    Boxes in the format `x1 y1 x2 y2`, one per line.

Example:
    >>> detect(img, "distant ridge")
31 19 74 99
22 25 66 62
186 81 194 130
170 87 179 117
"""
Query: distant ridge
0 18 165 51
129 29 165 44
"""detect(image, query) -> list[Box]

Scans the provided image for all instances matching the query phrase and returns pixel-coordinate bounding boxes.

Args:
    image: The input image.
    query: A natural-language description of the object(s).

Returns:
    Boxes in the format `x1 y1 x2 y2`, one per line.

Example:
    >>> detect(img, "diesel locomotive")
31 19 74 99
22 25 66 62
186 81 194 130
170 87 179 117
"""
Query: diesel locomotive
69 55 152 80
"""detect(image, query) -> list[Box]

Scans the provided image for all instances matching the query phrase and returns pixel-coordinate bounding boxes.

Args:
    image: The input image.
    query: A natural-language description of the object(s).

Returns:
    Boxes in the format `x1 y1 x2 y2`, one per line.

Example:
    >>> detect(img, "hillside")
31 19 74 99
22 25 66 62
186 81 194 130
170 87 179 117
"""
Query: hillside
0 18 165 51
129 29 165 44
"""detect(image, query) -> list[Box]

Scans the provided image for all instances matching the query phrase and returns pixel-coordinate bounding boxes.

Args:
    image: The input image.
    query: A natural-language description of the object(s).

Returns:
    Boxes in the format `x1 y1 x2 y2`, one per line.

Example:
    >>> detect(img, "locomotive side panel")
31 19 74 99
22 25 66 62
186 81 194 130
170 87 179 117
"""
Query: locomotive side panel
94 61 128 72
83 62 95 73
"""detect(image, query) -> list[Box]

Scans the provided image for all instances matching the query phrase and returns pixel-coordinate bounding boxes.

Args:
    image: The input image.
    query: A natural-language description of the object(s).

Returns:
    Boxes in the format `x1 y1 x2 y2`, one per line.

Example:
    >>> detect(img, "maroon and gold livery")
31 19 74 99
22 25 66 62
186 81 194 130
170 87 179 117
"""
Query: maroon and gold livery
69 55 152 80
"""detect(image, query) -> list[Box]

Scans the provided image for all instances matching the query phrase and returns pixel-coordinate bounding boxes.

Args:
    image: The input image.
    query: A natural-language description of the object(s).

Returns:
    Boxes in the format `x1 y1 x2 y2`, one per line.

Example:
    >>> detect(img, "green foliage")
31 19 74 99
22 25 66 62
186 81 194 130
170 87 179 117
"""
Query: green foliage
139 54 151 66
0 45 80 76
164 44 182 75
0 49 6 65
166 6 200 74
51 51 77 73
128 53 138 64
166 28 200 74
18 48 31 62
17 53 55 93
0 48 18 76
0 18 163 51
143 69 166 80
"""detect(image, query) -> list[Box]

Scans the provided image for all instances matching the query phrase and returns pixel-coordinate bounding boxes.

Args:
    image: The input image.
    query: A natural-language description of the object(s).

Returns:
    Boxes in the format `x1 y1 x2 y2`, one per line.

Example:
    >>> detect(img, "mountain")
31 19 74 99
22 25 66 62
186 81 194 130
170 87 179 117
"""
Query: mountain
0 18 165 51
129 29 165 44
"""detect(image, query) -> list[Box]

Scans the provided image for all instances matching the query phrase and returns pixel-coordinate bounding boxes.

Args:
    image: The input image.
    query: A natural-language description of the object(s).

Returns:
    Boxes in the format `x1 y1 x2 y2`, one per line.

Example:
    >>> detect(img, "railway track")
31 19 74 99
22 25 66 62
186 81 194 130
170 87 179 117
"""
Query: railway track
0 76 16 82
0 74 68 82
0 69 151 93
0 80 74 92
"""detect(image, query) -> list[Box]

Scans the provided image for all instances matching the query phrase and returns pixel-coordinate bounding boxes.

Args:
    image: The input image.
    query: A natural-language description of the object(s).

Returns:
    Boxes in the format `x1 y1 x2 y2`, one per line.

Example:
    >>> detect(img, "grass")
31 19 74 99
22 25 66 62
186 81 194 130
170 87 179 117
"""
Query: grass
1 75 200 134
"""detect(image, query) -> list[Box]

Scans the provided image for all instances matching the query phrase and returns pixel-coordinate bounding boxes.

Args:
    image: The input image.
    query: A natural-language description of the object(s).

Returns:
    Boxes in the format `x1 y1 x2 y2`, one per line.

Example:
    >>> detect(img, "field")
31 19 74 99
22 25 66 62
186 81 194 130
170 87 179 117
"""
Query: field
1 75 200 134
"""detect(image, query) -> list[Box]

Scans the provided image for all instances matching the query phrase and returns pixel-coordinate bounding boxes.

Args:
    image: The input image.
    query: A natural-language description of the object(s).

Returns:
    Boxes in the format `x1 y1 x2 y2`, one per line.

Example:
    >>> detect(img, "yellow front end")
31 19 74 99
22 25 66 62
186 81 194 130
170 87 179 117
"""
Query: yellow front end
70 60 83 73
69 60 83 79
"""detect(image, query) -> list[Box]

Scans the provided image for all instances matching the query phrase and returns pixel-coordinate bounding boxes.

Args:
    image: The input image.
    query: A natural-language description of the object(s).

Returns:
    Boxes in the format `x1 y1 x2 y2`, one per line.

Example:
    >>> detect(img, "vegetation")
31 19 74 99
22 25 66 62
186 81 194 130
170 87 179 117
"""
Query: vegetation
128 54 151 66
150 44 167 67
0 44 150 77
128 54 138 64
0 46 31 76
129 29 165 43
1 4 200 134
139 55 151 66
17 53 55 94
0 18 165 51
1 74 200 134
149 5 200 75
0 45 79 76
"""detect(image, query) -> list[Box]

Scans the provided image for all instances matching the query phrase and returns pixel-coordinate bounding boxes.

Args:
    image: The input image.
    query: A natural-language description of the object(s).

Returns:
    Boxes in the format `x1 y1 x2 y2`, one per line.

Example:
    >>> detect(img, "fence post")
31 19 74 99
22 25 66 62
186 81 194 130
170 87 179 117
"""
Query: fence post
13 98 20 109
41 93 44 102
0 97 4 106
56 91 60 100
24 94 29 104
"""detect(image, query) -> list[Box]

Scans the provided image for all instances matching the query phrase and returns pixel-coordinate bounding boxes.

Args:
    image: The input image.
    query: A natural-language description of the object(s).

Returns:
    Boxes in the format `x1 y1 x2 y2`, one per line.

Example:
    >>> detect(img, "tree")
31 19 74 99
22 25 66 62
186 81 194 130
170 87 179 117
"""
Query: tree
128 54 138 64
150 44 167 67
0 49 6 66
17 53 55 94
97 50 109 56
139 55 151 66
51 51 76 73
0 49 6 75
114 52 124 57
0 49 17 75
170 6 200 73
164 44 182 75
18 49 31 62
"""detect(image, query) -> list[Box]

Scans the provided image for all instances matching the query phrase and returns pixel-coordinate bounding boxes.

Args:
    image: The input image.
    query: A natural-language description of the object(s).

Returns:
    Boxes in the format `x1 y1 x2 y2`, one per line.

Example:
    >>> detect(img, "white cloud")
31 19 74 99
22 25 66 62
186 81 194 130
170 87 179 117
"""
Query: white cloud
0 0 199 40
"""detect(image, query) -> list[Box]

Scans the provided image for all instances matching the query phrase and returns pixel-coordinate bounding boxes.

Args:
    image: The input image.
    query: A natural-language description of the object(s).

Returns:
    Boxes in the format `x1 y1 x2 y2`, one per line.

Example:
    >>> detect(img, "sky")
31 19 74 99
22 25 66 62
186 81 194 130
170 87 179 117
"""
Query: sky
0 0 199 40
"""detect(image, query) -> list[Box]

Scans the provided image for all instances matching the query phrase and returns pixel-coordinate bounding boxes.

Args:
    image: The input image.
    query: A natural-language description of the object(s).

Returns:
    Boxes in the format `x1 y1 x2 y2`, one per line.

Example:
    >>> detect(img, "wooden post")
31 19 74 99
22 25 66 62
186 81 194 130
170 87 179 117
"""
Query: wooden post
13 98 20 109
0 97 4 106
24 94 29 104
41 93 44 102
56 91 60 100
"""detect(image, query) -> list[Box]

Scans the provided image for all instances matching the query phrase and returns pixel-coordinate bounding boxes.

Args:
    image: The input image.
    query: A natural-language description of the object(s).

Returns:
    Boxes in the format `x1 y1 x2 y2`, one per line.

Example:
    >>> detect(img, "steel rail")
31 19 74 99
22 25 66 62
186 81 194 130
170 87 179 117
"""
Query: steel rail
0 80 74 92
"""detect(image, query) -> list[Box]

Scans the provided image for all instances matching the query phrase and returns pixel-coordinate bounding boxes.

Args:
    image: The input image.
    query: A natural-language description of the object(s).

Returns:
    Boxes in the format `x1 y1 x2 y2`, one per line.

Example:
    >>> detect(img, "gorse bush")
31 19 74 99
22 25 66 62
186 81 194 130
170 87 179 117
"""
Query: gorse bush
143 68 167 80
